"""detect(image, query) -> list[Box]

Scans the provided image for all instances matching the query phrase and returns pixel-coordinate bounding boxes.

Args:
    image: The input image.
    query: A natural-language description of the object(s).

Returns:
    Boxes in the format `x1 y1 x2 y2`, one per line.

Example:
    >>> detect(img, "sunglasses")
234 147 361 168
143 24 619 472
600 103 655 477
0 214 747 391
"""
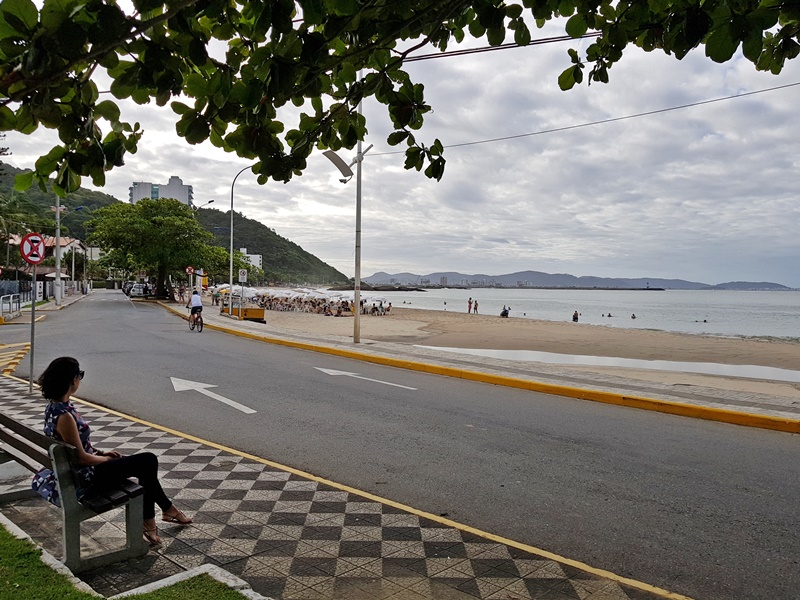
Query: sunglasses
77 370 85 380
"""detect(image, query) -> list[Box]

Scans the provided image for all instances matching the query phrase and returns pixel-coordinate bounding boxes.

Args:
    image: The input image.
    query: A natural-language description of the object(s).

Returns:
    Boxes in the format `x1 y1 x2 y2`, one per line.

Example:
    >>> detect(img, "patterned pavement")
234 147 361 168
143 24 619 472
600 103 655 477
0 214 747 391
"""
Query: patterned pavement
0 375 680 600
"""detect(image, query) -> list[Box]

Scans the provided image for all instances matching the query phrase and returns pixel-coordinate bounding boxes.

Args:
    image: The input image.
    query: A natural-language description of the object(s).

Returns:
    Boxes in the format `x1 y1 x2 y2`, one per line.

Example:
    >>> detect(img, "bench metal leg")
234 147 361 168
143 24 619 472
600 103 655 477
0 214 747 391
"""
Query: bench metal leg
62 508 83 573
124 494 148 556
63 495 148 574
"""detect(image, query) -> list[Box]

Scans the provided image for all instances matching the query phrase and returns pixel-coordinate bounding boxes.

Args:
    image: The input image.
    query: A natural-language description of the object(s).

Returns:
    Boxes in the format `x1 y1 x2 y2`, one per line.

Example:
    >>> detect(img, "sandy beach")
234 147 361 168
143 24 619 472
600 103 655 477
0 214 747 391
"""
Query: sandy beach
259 306 800 370
220 303 800 401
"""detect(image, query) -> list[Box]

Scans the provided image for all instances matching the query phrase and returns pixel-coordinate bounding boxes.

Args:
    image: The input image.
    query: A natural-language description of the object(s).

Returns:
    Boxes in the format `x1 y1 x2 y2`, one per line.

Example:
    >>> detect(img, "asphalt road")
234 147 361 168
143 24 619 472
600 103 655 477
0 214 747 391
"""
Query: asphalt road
5 290 799 600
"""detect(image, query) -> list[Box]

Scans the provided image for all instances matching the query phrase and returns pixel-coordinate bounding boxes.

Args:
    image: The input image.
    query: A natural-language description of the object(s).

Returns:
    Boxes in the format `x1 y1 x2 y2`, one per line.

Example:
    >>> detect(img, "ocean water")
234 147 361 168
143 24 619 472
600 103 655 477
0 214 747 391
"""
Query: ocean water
370 288 800 341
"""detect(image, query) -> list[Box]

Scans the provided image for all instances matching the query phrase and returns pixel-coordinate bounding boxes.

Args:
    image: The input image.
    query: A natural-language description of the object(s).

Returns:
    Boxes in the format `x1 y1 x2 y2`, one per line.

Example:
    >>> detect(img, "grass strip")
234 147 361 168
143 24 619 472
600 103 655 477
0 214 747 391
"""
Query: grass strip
0 523 247 599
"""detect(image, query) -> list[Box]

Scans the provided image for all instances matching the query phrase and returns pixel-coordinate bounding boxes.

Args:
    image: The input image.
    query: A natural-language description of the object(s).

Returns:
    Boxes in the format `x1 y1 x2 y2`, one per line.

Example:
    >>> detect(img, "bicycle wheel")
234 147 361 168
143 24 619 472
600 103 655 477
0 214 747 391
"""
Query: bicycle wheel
197 316 203 332
189 317 195 331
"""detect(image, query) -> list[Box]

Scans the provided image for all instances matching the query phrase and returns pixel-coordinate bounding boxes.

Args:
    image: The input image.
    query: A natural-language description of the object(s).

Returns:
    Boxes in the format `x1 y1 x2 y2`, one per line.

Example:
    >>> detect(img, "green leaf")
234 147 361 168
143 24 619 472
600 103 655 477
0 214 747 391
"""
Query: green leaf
0 106 16 130
387 131 409 146
0 0 38 33
558 65 577 90
338 61 356 83
565 14 587 38
705 27 739 63
742 29 763 62
514 22 531 46
487 25 505 45
95 100 121 122
184 115 210 144
185 73 208 98
13 171 34 191
171 101 192 115
468 20 485 38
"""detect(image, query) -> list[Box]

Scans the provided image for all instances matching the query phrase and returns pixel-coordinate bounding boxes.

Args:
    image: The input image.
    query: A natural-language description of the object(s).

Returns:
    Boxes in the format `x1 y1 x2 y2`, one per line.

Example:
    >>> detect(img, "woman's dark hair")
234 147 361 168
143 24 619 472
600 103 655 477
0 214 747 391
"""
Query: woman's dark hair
37 357 80 401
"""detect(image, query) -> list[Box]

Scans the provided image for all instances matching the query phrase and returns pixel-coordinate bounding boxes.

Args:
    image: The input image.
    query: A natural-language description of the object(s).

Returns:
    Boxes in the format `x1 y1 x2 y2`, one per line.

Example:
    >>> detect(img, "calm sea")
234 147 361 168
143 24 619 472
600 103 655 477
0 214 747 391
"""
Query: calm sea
370 289 800 341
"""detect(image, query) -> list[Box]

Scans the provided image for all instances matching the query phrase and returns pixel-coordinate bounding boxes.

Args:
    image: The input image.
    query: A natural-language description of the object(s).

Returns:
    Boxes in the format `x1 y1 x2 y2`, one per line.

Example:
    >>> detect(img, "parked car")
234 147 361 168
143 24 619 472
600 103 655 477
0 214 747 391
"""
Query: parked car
129 283 148 297
122 281 135 296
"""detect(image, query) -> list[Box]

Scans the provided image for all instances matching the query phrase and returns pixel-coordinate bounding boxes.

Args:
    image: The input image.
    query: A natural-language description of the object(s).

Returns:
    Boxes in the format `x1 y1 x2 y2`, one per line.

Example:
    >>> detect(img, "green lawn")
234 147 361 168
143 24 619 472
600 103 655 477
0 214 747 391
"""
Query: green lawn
0 524 249 599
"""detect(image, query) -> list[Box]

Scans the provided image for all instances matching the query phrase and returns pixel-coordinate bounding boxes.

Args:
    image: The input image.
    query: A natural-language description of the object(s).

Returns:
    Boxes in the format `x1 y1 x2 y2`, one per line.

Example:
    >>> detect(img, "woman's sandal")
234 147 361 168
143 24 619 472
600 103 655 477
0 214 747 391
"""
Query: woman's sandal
162 508 193 525
143 526 162 547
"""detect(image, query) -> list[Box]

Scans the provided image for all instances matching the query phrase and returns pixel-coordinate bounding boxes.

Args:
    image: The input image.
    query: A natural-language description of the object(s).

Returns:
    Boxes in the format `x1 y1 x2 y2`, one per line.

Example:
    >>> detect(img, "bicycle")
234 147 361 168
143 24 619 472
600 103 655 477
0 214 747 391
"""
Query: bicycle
187 308 204 332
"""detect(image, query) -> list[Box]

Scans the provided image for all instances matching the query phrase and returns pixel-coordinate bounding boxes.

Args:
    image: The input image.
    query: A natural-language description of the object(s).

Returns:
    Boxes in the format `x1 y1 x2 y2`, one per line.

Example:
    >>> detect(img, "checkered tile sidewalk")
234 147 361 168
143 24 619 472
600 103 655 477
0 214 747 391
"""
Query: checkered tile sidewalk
0 376 668 599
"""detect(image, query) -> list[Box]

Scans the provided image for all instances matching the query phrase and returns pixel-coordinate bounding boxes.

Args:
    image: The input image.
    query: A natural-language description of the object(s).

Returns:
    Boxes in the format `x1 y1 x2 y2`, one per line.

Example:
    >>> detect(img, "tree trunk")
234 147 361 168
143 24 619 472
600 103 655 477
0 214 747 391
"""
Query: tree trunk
156 263 168 298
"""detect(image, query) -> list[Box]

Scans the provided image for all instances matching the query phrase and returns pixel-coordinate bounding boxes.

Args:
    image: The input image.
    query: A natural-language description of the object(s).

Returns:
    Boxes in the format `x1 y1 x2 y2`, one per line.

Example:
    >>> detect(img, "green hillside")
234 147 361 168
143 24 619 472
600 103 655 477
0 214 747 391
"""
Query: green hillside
195 208 348 285
0 162 349 285
0 162 118 240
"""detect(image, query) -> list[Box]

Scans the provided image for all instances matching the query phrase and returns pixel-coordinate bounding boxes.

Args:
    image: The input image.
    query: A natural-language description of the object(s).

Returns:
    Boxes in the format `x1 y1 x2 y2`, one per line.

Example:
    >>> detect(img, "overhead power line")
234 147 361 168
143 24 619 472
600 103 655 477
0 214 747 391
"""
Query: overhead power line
404 33 601 62
371 81 800 156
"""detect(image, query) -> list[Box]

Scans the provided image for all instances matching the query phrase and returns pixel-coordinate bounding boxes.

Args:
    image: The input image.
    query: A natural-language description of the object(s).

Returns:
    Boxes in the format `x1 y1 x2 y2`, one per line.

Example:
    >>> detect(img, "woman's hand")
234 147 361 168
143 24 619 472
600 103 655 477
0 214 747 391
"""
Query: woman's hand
104 451 122 459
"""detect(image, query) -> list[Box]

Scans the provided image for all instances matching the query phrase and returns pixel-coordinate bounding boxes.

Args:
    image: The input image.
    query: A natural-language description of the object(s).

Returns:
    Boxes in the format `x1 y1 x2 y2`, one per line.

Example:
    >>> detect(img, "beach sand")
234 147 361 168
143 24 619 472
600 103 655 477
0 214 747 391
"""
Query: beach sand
262 307 800 368
256 306 800 400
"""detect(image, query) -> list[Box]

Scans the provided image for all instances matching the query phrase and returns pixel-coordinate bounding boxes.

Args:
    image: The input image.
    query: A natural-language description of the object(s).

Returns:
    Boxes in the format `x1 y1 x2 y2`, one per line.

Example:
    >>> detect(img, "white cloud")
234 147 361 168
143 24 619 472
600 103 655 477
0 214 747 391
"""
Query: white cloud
5 31 800 287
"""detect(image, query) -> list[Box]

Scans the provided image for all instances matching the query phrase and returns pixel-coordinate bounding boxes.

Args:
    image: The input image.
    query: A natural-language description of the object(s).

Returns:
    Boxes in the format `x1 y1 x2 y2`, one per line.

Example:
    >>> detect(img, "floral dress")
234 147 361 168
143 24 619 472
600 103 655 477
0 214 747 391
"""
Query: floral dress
44 401 96 493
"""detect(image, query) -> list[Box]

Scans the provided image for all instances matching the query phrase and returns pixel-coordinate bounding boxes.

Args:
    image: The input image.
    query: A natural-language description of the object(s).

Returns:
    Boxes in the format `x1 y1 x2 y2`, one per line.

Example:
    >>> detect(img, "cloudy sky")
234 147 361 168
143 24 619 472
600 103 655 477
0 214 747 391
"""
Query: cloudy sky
6 19 800 287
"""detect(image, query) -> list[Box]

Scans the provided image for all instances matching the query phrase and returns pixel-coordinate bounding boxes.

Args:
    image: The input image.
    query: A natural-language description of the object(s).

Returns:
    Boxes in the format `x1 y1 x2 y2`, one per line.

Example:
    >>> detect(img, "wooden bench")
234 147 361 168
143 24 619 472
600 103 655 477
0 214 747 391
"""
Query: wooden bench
0 413 148 573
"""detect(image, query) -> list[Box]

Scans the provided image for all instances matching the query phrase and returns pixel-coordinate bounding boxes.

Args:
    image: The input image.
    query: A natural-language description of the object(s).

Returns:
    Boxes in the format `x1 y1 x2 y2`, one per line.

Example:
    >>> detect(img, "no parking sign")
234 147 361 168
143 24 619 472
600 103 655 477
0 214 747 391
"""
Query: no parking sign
21 232 46 393
20 232 45 264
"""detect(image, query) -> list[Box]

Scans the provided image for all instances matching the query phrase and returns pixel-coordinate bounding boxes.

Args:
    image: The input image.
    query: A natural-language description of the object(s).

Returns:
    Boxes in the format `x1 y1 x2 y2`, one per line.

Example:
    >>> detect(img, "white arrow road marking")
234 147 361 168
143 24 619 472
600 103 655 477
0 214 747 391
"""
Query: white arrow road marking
315 368 417 390
170 377 256 414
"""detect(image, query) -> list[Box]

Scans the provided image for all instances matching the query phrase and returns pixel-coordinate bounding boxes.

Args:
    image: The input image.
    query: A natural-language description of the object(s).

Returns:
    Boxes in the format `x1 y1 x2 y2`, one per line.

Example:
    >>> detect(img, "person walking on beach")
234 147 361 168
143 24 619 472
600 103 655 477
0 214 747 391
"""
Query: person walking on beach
473 300 478 314
468 298 472 313
573 311 579 322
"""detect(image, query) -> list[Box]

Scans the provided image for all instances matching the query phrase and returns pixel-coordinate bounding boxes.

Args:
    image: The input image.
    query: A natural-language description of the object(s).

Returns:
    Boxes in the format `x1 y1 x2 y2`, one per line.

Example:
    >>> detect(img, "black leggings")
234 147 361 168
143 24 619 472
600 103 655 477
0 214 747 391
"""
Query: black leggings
92 452 171 520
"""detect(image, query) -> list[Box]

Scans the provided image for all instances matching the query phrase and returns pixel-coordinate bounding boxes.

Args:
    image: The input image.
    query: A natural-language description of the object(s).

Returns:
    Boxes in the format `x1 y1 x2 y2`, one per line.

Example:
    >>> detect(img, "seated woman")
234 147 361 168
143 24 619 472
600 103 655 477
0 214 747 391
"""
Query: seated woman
37 357 192 548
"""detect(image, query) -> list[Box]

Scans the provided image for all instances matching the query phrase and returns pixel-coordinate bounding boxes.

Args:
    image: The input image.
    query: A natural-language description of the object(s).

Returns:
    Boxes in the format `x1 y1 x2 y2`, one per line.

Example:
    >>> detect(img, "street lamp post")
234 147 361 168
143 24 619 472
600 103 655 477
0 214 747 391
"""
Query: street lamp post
193 200 215 211
230 166 252 320
83 245 87 294
323 140 373 344
0 216 8 268
54 195 63 306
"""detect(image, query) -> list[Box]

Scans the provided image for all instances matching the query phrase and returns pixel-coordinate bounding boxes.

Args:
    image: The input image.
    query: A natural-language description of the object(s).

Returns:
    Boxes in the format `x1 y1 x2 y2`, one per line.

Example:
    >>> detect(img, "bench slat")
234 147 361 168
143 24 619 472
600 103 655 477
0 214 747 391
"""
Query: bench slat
0 428 50 468
0 413 51 449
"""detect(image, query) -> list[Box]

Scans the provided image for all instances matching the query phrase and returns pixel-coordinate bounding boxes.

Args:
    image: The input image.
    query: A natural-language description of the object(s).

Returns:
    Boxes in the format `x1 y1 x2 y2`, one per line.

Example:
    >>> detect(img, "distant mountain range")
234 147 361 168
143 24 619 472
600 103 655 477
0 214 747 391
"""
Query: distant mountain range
364 271 793 291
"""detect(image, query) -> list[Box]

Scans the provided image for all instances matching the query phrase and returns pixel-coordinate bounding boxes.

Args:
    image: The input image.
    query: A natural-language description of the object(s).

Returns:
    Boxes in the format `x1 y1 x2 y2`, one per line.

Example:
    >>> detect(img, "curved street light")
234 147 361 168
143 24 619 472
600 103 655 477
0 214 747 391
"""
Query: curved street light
193 199 215 211
323 141 373 344
230 166 253 320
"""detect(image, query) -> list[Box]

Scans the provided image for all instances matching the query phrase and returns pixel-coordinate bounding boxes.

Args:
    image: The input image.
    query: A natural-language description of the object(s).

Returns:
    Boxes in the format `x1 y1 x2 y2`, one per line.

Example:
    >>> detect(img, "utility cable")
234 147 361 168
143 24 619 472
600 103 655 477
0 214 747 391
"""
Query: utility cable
370 81 800 155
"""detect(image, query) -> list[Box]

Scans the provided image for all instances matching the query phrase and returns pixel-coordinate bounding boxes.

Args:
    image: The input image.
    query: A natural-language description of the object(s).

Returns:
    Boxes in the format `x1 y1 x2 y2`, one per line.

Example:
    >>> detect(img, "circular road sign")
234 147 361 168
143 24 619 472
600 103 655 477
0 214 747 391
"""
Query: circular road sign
185 266 194 275
20 232 46 265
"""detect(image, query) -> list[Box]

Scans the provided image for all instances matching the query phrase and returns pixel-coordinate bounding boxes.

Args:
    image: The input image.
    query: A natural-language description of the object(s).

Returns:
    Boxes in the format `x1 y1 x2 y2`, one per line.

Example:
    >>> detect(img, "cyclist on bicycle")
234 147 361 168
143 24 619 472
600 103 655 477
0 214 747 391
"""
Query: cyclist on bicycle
186 290 203 326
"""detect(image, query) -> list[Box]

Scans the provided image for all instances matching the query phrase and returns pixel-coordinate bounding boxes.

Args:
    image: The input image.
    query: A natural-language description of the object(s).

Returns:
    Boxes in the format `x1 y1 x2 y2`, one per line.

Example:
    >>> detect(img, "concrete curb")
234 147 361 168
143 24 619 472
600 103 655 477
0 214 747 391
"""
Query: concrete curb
107 564 271 599
159 302 800 434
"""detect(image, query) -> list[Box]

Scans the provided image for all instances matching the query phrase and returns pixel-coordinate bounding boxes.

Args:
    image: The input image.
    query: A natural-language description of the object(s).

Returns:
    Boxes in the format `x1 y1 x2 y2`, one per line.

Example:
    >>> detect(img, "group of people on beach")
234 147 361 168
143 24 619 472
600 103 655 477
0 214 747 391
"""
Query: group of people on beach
572 311 638 322
467 298 479 314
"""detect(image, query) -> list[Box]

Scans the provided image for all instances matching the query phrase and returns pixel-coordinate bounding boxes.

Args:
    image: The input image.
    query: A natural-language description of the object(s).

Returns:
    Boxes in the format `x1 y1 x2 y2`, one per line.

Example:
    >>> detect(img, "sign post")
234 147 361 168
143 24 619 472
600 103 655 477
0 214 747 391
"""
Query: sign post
20 233 45 393
185 266 194 293
238 269 247 320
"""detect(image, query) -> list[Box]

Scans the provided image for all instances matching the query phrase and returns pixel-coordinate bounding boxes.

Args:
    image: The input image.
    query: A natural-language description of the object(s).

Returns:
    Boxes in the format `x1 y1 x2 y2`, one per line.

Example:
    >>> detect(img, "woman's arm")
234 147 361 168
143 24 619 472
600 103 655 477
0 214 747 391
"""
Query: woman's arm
55 413 112 466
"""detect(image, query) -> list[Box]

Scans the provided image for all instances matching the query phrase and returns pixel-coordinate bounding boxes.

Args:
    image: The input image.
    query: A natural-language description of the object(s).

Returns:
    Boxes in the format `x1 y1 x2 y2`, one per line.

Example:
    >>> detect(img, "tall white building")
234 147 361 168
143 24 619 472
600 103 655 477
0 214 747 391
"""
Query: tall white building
129 176 194 205
239 248 263 270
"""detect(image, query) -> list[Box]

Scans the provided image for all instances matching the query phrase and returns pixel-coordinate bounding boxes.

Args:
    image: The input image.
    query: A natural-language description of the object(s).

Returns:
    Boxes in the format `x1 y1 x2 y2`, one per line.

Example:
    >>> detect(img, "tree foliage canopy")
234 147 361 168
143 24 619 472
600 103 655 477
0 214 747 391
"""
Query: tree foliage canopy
0 0 797 195
88 197 213 293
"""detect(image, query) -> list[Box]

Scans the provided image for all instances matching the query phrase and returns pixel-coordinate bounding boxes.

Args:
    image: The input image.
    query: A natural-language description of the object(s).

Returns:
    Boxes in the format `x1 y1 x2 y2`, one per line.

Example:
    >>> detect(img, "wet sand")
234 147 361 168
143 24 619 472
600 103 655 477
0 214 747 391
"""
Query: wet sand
261 307 800 370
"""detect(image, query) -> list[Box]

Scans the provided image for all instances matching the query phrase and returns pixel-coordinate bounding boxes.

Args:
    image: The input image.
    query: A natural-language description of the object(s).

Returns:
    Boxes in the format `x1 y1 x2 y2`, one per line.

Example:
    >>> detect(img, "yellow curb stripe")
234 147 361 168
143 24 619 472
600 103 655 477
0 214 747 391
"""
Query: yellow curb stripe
5 372 692 600
159 302 800 434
